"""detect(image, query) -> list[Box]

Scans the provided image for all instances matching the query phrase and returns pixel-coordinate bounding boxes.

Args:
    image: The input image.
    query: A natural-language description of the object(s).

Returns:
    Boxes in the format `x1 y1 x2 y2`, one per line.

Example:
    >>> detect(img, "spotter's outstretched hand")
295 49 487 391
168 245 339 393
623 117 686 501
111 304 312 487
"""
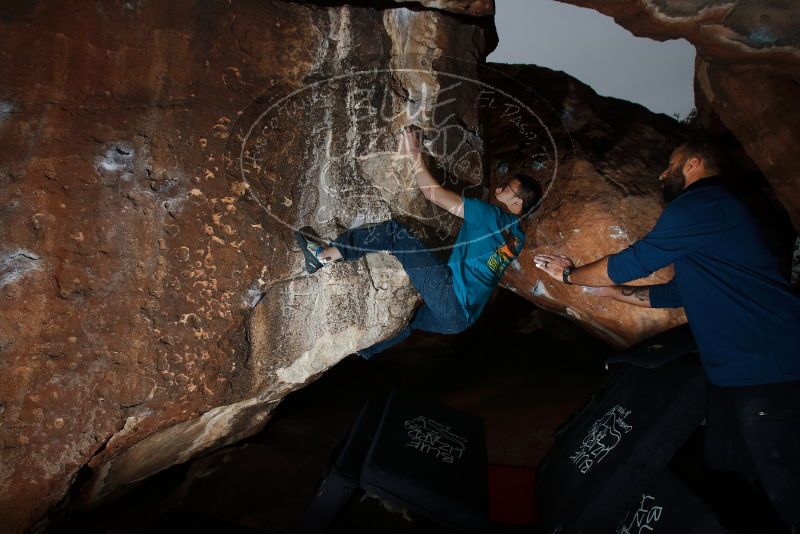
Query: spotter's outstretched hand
533 253 575 282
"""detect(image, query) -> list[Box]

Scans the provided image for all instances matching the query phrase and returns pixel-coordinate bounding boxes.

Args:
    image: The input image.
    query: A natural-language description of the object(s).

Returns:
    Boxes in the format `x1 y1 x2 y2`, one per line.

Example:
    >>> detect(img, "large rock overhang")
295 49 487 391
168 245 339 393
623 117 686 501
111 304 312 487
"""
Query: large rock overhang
554 0 800 231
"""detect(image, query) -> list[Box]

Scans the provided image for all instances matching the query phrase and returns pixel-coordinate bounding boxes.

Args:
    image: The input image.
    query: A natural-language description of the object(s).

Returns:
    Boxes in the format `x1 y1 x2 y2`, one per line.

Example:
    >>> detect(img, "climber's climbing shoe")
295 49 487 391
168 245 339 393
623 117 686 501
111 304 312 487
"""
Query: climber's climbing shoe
295 226 327 274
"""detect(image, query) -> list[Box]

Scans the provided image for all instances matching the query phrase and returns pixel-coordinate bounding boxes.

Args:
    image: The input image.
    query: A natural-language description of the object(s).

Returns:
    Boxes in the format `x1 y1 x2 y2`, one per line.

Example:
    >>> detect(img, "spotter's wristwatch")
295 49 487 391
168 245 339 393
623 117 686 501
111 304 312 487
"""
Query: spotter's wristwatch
562 266 574 285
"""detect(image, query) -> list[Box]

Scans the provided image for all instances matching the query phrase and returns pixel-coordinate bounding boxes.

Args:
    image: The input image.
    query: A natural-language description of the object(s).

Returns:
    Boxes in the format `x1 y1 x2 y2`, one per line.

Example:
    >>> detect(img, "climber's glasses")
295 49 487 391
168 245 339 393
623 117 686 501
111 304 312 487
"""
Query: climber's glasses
506 182 521 199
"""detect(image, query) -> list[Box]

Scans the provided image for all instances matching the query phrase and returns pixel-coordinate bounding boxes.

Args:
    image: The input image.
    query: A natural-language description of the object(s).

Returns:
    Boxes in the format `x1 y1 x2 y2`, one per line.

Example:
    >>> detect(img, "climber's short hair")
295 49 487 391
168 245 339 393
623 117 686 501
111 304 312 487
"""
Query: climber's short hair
515 174 542 216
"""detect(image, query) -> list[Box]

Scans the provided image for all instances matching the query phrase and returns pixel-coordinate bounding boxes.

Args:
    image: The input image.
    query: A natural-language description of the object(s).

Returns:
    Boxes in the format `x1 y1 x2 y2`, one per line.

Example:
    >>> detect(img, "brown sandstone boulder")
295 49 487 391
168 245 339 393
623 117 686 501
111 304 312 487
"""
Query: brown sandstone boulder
0 1 492 531
7 0 786 529
482 63 689 347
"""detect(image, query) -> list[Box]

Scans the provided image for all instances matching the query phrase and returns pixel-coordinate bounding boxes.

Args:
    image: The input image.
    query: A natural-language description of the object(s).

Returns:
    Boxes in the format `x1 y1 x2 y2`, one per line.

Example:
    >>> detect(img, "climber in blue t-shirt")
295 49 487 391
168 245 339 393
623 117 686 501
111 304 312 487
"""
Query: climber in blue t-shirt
295 127 540 358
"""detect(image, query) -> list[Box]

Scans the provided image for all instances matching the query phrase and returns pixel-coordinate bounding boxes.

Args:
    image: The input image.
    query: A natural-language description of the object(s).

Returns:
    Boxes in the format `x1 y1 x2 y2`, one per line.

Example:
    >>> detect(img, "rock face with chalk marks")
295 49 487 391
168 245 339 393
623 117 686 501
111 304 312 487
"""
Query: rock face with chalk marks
556 0 800 231
3 0 796 530
0 1 493 531
483 63 689 347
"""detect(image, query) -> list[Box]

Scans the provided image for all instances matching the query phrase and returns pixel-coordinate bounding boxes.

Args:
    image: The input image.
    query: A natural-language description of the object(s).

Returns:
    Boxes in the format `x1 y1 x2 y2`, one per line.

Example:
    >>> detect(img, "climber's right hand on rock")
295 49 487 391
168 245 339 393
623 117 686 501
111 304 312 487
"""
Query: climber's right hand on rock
397 126 423 168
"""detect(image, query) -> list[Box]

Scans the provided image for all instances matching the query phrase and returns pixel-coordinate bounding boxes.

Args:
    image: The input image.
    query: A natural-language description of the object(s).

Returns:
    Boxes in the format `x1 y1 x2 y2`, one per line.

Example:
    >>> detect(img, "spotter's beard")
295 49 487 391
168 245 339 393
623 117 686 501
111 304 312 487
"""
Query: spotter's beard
661 167 686 204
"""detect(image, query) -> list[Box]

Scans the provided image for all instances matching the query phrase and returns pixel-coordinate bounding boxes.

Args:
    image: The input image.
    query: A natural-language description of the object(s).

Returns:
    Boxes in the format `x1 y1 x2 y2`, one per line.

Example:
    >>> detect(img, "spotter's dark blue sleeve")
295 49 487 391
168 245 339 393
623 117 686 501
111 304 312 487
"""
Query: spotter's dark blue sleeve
607 192 724 284
648 278 683 308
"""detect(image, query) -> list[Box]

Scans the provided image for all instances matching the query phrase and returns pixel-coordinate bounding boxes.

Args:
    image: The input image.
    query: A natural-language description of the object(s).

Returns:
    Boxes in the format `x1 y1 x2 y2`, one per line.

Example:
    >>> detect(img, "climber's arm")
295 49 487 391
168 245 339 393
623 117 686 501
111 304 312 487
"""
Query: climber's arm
413 166 464 218
399 127 464 218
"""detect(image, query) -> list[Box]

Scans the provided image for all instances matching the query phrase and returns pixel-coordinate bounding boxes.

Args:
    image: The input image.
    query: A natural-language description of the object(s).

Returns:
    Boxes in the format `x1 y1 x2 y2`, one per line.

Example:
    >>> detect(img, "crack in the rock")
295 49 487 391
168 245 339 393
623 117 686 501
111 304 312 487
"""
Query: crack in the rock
0 251 44 289
119 400 145 409
1 252 41 263
596 168 630 195
32 421 126 532
235 38 255 60
361 256 381 292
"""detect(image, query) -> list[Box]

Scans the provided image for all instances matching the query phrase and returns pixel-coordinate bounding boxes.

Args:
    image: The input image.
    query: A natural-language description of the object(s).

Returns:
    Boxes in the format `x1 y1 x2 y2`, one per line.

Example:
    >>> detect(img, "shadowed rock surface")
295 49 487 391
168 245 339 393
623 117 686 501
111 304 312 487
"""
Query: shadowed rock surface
47 291 609 533
556 0 800 230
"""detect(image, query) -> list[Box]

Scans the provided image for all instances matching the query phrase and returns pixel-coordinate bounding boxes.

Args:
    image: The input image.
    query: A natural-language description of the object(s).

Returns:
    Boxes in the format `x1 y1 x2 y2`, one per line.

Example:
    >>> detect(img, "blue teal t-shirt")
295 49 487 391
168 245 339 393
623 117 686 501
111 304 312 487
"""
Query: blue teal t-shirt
447 197 525 323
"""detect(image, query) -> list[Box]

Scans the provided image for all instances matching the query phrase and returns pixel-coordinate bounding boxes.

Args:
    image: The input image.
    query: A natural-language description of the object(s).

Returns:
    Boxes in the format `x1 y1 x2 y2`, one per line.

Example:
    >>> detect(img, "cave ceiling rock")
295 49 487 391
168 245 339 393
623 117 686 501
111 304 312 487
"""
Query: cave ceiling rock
555 0 800 229
392 0 494 17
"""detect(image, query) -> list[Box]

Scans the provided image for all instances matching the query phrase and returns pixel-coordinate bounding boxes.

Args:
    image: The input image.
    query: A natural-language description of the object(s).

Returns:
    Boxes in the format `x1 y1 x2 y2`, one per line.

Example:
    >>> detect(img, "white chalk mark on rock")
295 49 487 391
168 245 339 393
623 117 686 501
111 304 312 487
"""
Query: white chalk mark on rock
0 101 14 127
609 225 628 240
531 279 552 299
96 143 135 174
0 249 43 289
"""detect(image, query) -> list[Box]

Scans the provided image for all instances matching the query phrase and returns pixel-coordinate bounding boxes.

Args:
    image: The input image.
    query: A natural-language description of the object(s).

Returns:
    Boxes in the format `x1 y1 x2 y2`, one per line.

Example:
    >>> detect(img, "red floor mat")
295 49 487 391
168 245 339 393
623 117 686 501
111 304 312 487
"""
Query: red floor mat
488 464 540 525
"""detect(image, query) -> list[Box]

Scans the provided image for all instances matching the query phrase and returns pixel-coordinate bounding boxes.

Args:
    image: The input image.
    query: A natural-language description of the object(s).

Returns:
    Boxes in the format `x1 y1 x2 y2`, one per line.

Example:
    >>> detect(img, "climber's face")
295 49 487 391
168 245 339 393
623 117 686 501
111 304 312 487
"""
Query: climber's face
494 178 524 214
